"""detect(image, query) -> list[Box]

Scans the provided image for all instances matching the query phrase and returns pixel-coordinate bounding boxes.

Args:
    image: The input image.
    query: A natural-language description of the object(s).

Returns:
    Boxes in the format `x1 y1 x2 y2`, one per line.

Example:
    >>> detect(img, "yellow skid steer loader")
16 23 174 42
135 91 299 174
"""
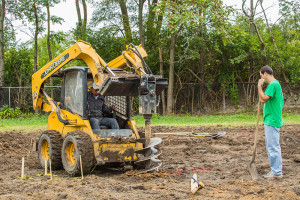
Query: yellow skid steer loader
32 40 167 176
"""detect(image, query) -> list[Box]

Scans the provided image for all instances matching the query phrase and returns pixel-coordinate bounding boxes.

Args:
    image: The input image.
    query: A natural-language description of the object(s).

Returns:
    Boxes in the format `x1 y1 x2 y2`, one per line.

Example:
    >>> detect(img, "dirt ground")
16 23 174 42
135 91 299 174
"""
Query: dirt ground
0 124 300 200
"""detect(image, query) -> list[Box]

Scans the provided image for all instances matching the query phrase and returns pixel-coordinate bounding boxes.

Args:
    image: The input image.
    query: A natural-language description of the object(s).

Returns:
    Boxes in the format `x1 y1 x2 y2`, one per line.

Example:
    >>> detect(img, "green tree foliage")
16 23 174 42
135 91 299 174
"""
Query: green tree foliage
154 0 233 113
37 32 69 68
91 0 135 42
4 32 69 87
1 0 300 113
4 45 33 87
277 0 300 84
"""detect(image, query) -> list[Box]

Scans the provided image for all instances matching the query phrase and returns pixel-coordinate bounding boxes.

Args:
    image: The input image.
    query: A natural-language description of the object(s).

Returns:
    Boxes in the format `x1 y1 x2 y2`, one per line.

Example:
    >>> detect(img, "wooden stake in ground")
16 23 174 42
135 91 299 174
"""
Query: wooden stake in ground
80 155 83 179
44 160 47 176
49 159 52 180
21 157 25 179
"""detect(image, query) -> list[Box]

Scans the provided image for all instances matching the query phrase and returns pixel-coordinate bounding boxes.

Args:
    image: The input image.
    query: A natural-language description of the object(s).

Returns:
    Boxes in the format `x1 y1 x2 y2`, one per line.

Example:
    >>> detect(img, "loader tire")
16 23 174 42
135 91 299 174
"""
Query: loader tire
61 131 94 176
38 130 63 170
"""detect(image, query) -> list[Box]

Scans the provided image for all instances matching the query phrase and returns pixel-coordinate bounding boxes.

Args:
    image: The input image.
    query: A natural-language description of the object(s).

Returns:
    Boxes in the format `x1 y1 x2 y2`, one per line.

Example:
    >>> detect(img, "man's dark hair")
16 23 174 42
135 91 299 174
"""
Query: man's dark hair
260 65 273 75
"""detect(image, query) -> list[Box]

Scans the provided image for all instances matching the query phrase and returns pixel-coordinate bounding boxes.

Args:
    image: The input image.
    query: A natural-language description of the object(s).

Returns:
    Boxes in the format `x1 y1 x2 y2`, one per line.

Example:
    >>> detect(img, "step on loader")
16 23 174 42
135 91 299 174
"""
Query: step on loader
32 40 167 176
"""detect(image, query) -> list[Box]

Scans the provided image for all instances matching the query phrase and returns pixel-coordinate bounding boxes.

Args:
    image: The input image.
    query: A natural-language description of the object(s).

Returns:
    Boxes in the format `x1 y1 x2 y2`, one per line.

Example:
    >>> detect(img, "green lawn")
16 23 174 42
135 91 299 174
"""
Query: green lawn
132 113 300 127
0 115 48 132
0 113 299 132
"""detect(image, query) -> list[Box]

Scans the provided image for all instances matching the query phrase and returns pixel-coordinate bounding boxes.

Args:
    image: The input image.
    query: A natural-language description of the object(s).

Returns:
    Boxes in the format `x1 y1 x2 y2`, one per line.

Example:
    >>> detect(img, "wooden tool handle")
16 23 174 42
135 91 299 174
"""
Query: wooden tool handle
250 101 260 163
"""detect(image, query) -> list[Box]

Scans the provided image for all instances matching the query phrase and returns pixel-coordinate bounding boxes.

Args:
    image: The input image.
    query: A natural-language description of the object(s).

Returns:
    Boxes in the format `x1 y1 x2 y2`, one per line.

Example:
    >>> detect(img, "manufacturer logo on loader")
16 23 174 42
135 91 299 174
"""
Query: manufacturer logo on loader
41 53 69 79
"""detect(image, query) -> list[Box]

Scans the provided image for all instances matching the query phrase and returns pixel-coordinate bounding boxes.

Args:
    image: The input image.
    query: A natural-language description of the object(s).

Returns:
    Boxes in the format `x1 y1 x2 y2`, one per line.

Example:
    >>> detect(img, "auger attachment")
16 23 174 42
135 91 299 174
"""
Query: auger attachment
135 137 162 173
133 74 165 173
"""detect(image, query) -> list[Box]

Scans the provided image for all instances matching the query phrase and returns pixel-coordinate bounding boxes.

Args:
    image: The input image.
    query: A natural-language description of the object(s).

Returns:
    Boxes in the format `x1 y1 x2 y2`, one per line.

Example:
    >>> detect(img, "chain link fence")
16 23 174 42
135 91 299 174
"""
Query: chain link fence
1 86 61 112
1 83 299 114
161 82 300 114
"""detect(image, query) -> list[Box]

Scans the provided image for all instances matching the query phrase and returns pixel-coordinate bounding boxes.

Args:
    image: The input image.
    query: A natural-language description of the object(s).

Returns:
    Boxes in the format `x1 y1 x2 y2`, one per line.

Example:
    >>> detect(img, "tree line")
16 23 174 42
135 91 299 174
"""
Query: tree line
0 0 299 114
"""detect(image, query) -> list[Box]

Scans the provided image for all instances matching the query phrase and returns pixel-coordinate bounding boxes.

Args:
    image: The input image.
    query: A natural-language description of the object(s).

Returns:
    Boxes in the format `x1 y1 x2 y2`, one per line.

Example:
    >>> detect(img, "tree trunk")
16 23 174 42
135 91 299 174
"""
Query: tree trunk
75 0 82 39
155 8 164 34
46 1 54 98
249 0 254 74
146 0 156 35
118 0 132 42
198 10 206 111
82 0 87 27
33 0 38 72
252 22 267 65
146 0 156 45
159 48 166 115
138 0 145 47
81 0 87 40
76 0 82 27
242 0 267 65
167 33 176 115
0 0 5 107
192 86 194 114
146 0 163 48
46 3 52 61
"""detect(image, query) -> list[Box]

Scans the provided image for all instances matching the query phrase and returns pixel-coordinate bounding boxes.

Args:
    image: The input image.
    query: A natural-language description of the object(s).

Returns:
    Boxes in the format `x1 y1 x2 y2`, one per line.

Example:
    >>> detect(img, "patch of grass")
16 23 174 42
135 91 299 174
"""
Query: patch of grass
0 115 48 132
0 113 299 132
132 113 300 127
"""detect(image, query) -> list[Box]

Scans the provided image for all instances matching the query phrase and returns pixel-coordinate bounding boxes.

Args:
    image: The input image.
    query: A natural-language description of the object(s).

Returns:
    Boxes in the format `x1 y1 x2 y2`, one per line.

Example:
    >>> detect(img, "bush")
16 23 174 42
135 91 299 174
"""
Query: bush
20 112 43 118
0 105 22 119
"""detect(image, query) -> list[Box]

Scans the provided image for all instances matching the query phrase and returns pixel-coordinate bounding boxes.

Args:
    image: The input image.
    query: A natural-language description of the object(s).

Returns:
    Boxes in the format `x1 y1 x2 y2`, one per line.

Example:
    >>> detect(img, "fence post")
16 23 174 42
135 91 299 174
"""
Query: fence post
223 90 225 113
8 87 11 108
192 85 194 114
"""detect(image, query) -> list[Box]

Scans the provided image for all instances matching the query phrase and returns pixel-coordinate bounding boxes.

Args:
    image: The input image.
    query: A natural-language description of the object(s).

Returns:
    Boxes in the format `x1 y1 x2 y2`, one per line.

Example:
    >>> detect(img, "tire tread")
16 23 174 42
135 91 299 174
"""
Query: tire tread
62 131 94 176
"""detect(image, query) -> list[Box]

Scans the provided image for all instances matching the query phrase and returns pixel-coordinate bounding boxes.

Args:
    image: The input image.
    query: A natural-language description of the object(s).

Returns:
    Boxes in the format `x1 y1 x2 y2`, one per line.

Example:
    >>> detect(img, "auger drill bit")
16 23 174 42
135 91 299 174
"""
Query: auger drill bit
134 114 162 173
135 138 162 173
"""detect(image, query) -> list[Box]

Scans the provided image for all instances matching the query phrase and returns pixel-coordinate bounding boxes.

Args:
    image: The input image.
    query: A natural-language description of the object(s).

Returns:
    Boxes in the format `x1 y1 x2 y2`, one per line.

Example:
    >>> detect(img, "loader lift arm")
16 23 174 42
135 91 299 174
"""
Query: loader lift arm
32 40 148 110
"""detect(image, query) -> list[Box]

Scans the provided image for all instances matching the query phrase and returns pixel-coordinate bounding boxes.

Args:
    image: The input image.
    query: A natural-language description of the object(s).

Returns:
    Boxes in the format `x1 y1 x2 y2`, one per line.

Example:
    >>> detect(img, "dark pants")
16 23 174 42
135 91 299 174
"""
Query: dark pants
89 117 120 135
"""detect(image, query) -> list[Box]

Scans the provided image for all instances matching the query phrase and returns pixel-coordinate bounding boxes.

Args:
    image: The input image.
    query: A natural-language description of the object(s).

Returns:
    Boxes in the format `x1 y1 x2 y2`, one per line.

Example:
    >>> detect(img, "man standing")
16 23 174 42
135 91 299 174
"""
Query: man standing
88 83 119 135
258 65 284 179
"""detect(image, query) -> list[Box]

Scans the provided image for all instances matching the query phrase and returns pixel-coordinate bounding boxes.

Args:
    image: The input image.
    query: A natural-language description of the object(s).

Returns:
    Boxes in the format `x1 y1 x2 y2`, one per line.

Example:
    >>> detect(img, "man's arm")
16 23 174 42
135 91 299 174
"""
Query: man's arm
100 96 113 114
258 79 271 103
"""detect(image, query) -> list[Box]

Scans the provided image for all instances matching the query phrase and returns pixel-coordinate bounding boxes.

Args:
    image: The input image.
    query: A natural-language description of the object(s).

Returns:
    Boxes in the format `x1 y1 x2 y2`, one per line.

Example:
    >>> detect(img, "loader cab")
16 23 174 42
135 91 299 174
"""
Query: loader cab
60 66 133 136
61 67 89 119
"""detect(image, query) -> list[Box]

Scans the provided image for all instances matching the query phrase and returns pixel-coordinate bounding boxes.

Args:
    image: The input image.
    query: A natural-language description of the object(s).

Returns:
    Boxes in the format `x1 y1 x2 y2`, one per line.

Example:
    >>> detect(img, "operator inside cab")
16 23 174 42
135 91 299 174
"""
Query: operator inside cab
87 83 120 135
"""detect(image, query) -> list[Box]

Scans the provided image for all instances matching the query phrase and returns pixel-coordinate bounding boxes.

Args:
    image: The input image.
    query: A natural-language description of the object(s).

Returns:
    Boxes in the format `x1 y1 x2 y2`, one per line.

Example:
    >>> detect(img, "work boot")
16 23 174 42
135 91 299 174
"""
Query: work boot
263 171 283 179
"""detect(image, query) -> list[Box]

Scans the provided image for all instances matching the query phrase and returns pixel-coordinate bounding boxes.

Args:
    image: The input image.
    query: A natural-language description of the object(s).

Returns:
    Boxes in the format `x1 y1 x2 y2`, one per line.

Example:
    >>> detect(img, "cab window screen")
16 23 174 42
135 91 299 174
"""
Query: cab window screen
64 71 83 116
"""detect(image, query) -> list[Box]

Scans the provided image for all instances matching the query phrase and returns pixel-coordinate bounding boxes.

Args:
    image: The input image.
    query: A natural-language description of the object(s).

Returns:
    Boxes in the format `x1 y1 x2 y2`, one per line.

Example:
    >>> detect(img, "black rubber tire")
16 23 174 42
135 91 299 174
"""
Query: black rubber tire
37 130 63 170
61 131 95 176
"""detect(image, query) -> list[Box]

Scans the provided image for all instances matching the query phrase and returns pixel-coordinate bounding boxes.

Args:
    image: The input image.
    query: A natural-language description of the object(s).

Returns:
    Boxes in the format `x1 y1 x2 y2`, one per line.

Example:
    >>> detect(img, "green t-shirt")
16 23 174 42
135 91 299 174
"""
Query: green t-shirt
263 80 284 127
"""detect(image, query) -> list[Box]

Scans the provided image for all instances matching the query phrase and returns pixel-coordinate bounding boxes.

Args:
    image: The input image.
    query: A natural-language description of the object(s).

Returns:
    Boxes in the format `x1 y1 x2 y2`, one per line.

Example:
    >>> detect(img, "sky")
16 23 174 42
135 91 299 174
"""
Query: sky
224 0 280 21
14 0 281 42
